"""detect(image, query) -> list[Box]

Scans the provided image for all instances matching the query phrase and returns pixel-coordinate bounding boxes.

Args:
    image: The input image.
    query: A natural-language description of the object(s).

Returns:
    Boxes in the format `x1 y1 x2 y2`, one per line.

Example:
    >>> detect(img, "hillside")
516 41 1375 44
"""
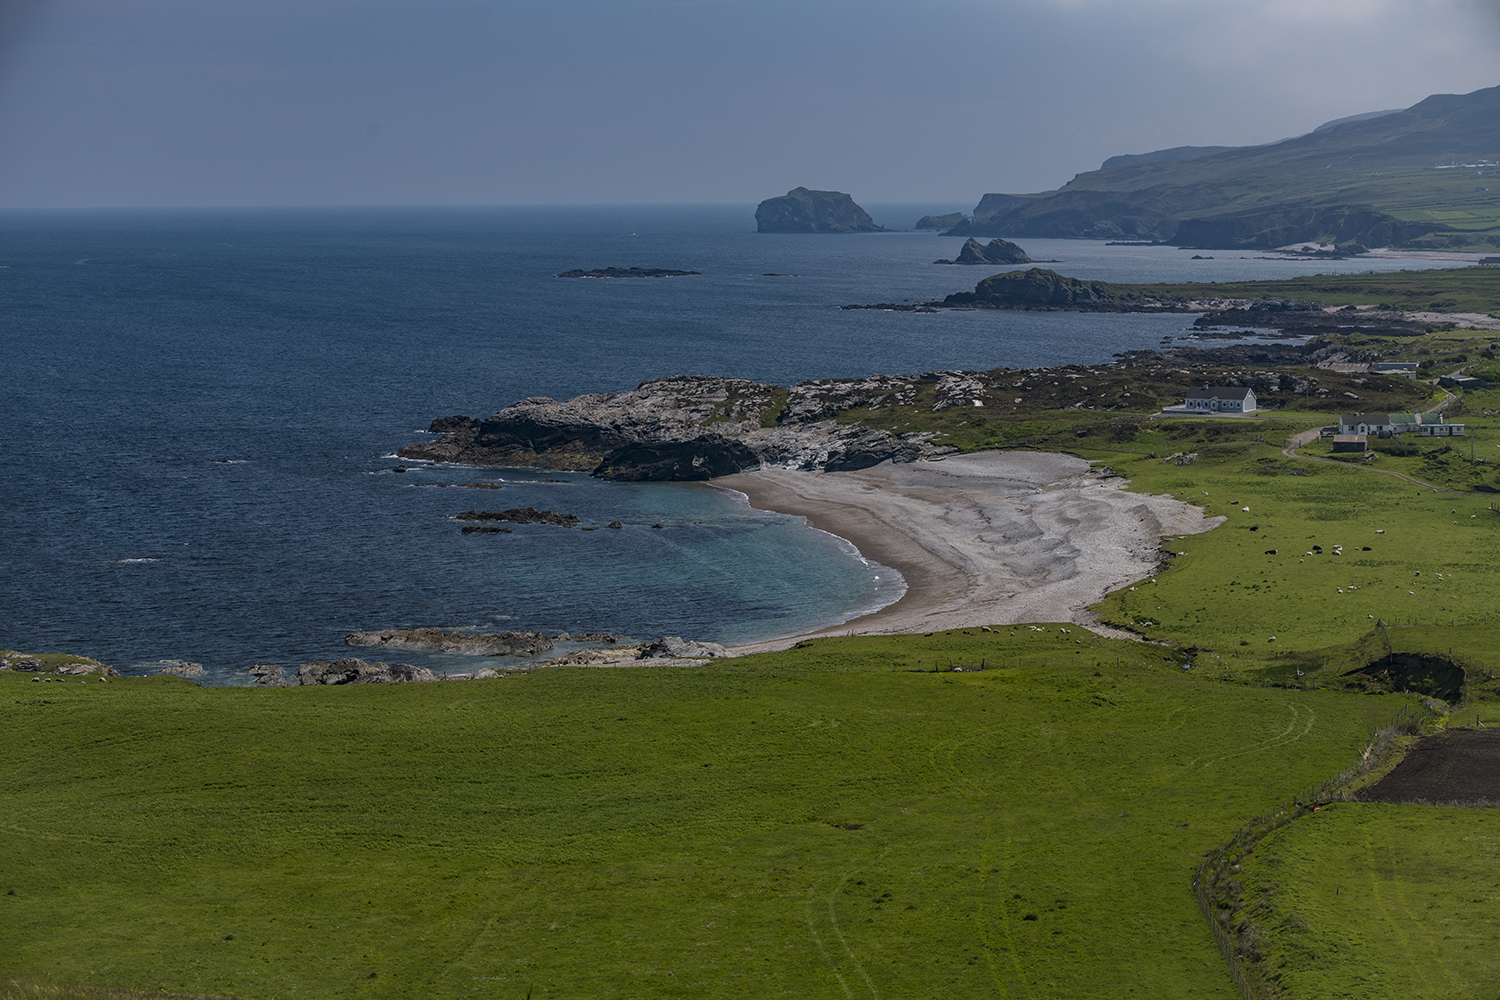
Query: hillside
951 85 1500 251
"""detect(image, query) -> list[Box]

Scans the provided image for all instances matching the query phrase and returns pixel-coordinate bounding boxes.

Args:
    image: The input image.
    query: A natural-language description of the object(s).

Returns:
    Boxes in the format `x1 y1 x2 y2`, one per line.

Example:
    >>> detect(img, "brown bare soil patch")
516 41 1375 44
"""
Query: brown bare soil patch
1357 728 1500 805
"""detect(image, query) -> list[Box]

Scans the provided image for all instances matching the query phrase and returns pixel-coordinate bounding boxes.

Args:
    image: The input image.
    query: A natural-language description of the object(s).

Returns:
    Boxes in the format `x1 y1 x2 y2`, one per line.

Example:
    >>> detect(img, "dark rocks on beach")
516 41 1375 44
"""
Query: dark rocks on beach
346 628 556 657
250 664 288 687
452 507 581 527
635 636 730 659
397 373 958 482
554 267 702 278
934 237 1033 266
755 187 887 233
296 658 441 685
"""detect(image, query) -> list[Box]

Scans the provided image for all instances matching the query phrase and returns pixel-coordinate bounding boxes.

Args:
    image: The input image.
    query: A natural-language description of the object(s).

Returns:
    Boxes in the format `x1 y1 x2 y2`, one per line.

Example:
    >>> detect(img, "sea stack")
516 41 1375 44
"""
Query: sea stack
755 187 887 233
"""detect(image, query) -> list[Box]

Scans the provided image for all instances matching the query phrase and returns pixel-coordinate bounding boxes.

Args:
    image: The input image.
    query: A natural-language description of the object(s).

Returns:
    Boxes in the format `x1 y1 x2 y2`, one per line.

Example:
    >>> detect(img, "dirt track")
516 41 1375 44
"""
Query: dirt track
1358 729 1500 805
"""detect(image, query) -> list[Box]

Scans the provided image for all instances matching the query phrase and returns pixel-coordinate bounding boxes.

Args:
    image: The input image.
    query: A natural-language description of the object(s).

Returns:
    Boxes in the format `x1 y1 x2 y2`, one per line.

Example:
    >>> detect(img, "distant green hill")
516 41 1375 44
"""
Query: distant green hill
953 85 1500 251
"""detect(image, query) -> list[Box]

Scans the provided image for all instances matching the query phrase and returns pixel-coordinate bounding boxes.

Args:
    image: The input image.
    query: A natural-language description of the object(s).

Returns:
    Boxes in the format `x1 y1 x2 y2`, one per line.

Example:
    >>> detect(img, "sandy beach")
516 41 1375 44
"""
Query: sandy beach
713 451 1223 653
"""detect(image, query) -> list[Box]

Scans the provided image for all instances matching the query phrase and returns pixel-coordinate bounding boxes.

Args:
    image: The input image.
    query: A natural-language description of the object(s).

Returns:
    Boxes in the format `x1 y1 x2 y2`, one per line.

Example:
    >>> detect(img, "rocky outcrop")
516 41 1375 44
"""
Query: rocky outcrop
915 212 965 230
554 267 700 278
250 664 288 687
296 658 441 685
0 653 118 677
150 660 204 677
397 373 959 482
636 636 729 659
935 237 1033 266
941 268 1152 310
346 628 556 657
755 188 887 233
452 508 580 527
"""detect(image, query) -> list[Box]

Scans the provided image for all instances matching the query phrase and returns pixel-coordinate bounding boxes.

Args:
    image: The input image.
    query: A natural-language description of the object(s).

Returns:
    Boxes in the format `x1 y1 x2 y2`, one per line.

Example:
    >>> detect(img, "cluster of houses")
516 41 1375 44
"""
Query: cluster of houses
1331 411 1465 451
1161 386 1467 453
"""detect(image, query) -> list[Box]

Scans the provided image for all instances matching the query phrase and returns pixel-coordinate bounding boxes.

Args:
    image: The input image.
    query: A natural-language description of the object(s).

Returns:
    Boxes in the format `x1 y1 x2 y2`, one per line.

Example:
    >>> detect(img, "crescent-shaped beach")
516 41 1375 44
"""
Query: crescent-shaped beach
713 451 1224 652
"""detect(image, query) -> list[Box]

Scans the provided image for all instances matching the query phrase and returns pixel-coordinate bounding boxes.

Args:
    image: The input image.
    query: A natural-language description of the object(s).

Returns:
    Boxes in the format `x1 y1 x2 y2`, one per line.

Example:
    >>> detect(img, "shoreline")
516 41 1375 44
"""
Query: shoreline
712 451 1224 654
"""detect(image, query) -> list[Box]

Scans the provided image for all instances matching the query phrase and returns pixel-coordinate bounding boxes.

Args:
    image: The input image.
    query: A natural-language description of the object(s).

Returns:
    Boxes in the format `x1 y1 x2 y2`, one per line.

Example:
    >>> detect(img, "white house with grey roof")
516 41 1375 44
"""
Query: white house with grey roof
1173 386 1258 414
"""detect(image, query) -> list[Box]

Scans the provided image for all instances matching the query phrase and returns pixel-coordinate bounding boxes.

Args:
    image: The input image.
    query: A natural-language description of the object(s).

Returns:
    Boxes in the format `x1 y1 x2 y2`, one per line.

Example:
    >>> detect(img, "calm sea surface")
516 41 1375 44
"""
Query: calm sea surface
0 204 1462 682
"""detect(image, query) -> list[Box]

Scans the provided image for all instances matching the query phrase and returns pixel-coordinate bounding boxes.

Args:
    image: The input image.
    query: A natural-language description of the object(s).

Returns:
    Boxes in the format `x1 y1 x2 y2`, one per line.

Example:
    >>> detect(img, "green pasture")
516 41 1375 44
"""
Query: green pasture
1232 802 1500 1000
1 638 1405 1000
1136 266 1500 315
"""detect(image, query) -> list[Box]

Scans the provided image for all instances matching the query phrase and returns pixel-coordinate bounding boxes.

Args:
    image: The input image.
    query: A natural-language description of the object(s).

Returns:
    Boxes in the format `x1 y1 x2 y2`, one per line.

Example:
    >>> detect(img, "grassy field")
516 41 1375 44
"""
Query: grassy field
0 638 1405 1000
15 325 1500 997
1232 803 1500 999
1130 266 1500 316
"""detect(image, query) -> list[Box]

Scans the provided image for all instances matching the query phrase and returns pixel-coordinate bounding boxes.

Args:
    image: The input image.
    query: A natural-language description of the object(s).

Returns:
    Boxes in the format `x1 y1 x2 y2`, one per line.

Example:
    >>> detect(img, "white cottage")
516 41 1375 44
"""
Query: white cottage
1182 386 1257 413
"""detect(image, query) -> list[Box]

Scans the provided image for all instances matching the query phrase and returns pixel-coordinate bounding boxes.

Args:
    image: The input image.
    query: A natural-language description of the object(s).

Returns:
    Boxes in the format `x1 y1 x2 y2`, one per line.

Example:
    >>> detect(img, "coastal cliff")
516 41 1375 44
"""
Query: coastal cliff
755 187 887 233
397 373 969 481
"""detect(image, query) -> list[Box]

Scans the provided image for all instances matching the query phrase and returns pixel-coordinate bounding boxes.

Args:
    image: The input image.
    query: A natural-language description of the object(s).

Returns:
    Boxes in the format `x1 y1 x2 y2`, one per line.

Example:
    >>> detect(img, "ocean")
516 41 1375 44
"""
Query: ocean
0 203 1462 683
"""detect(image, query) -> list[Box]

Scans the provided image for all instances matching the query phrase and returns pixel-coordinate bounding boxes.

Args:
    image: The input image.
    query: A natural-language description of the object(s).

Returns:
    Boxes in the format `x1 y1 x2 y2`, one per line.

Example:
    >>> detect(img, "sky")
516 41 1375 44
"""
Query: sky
0 0 1496 209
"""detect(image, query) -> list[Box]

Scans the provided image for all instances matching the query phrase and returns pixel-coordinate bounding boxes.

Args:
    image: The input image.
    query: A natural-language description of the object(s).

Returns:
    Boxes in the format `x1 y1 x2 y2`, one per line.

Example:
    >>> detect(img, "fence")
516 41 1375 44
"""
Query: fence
1191 706 1424 1000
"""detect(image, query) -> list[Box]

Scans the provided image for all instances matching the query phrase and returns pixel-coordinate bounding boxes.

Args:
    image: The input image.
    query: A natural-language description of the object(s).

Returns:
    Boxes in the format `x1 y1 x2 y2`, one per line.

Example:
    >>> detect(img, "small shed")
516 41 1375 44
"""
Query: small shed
1331 434 1368 453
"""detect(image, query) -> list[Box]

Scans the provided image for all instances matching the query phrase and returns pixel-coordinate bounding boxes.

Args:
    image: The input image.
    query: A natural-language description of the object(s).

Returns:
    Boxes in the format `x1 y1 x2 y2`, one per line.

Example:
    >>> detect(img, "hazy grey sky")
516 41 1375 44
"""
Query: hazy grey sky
0 0 1496 208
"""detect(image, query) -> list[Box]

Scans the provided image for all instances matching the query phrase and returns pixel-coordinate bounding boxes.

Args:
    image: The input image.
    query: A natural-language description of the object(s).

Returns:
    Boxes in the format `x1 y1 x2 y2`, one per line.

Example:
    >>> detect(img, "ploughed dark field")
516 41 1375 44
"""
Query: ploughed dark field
1358 728 1500 804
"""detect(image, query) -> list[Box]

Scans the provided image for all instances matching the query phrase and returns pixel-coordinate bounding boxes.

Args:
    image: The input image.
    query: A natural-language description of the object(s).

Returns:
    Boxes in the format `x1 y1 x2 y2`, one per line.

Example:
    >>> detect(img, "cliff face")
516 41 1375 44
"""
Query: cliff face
915 212 965 230
755 187 887 233
397 374 965 481
946 85 1500 250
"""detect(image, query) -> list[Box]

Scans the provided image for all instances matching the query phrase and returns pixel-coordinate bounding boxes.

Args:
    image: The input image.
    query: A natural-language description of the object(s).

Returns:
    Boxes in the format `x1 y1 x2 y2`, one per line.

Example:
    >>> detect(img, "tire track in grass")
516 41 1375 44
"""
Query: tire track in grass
1187 702 1315 769
929 720 1032 1000
819 850 890 1000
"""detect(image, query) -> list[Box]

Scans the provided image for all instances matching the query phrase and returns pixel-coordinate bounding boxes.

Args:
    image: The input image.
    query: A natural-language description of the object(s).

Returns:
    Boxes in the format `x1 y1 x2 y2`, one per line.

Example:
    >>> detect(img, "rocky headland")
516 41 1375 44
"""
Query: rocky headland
755 188 887 234
934 237 1034 266
915 213 965 230
554 267 701 278
396 373 963 481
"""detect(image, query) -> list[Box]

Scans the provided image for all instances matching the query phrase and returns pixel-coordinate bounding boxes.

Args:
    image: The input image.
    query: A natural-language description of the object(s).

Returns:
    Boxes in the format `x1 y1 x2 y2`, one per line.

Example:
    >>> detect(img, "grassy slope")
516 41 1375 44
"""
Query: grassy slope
1128 266 1500 316
13 325 1500 998
1234 804 1500 999
0 644 1401 1000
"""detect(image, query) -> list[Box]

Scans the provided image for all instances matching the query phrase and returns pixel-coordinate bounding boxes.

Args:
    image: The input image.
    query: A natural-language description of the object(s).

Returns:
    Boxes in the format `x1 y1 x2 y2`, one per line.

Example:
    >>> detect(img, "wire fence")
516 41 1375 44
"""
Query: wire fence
1191 706 1424 1000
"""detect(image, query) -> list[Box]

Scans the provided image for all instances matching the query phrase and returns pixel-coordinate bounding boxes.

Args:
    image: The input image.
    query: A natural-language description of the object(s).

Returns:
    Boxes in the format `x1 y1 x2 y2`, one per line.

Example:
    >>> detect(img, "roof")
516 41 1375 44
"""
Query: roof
1184 386 1253 400
1390 413 1420 424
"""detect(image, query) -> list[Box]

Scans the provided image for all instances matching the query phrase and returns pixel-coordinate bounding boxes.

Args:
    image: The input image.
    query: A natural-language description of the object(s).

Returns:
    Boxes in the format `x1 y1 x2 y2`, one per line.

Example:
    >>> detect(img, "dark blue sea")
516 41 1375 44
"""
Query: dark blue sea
0 204 1463 682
